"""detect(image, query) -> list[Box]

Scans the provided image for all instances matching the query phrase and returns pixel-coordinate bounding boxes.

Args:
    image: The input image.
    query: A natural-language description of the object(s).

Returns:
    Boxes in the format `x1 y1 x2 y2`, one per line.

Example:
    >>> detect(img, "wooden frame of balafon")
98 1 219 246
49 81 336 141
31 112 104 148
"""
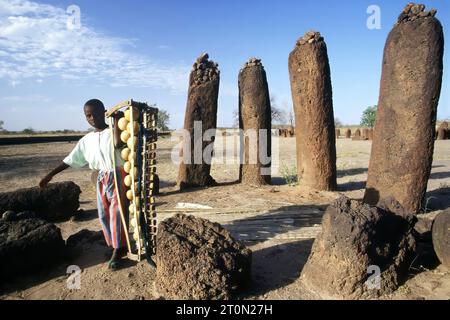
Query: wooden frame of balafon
105 100 158 268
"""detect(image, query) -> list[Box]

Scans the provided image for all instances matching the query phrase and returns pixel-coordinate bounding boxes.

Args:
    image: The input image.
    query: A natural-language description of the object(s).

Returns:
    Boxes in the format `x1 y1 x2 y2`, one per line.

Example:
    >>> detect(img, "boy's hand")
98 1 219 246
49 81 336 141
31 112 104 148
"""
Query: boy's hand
39 162 69 189
39 175 52 189
112 111 124 120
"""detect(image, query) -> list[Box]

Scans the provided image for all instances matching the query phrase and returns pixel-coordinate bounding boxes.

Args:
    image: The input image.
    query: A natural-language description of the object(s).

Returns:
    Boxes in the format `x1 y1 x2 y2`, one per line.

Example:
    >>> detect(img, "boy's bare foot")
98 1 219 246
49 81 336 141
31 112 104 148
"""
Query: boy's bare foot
108 248 126 271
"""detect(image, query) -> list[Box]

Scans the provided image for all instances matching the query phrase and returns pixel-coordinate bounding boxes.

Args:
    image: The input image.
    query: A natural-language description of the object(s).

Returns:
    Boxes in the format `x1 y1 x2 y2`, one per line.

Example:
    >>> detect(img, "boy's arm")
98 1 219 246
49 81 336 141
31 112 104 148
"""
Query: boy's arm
39 162 70 189
113 111 125 148
39 135 87 189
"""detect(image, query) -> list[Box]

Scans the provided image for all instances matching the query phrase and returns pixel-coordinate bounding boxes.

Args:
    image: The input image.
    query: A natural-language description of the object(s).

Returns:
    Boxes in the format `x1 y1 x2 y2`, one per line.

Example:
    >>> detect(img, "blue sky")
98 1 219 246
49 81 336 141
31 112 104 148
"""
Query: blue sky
0 0 449 131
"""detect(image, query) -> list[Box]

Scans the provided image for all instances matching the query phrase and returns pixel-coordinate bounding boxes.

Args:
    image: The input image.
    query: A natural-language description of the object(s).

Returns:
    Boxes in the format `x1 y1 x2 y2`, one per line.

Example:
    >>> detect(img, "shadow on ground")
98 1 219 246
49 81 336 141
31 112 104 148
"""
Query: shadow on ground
338 181 366 192
72 209 98 222
0 230 136 296
221 204 323 296
429 171 450 180
271 177 290 186
160 180 176 189
337 167 368 178
223 204 325 244
425 187 450 211
239 239 314 298
159 180 240 197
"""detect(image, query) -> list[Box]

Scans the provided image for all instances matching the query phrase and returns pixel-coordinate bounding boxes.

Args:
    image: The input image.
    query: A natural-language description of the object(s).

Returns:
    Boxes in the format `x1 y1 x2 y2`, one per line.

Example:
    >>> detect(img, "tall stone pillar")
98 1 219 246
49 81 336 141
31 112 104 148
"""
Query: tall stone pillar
177 53 220 190
345 129 352 139
288 31 337 191
364 4 444 213
238 58 272 186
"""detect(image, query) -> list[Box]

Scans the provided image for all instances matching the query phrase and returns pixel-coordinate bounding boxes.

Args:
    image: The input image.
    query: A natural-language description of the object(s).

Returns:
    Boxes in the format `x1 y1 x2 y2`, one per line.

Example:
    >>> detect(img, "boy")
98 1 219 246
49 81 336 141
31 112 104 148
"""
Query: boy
39 99 128 270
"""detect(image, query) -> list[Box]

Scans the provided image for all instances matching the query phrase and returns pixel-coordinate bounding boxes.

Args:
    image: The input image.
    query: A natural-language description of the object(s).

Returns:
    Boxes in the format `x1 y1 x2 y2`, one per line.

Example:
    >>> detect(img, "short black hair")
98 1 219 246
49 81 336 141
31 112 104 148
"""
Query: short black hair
84 99 105 111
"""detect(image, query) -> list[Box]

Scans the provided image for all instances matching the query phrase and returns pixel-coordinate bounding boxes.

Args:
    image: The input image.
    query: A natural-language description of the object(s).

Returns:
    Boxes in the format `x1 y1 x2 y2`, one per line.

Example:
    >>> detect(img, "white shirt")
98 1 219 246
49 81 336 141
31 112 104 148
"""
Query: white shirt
63 129 122 171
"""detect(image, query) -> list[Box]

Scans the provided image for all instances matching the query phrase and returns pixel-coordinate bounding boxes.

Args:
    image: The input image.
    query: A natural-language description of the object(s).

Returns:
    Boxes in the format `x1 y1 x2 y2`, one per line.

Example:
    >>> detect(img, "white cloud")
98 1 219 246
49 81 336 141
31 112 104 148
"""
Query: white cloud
0 94 49 102
0 0 190 92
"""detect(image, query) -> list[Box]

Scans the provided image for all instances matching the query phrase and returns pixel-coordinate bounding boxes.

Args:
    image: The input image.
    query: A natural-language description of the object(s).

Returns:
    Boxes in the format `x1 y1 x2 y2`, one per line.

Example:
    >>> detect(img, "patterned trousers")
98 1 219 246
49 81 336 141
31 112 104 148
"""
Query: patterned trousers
96 168 128 249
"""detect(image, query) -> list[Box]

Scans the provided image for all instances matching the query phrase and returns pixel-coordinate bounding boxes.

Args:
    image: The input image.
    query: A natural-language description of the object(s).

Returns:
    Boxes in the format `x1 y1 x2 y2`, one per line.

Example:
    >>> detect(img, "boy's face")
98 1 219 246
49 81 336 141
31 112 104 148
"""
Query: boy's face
84 104 105 129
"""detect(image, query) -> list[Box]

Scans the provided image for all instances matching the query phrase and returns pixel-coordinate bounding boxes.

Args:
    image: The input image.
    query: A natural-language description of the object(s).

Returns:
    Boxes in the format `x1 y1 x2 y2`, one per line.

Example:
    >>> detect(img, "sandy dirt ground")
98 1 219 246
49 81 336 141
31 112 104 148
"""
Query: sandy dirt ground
0 136 449 300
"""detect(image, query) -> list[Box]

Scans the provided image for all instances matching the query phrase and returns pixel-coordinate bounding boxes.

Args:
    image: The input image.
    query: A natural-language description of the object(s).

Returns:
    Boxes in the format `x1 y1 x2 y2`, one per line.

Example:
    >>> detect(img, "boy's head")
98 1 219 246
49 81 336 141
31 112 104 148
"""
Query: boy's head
84 99 106 129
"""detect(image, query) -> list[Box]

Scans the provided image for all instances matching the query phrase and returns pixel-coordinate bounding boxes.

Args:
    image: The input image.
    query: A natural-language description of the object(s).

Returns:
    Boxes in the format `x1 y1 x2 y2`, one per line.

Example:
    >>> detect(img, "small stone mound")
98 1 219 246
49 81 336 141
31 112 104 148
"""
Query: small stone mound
300 196 416 299
155 214 252 300
346 129 352 139
412 212 441 270
296 30 324 46
437 127 446 140
432 210 450 268
437 122 449 140
0 213 65 282
0 182 82 221
352 129 362 141
335 129 341 138
397 3 436 24
191 53 220 87
362 128 369 140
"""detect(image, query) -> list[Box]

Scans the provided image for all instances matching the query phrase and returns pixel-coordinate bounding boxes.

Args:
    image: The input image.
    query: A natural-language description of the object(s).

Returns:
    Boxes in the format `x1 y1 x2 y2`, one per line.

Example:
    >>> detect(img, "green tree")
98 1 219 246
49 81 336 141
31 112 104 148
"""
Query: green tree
0 120 3 130
361 106 377 128
157 109 170 131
